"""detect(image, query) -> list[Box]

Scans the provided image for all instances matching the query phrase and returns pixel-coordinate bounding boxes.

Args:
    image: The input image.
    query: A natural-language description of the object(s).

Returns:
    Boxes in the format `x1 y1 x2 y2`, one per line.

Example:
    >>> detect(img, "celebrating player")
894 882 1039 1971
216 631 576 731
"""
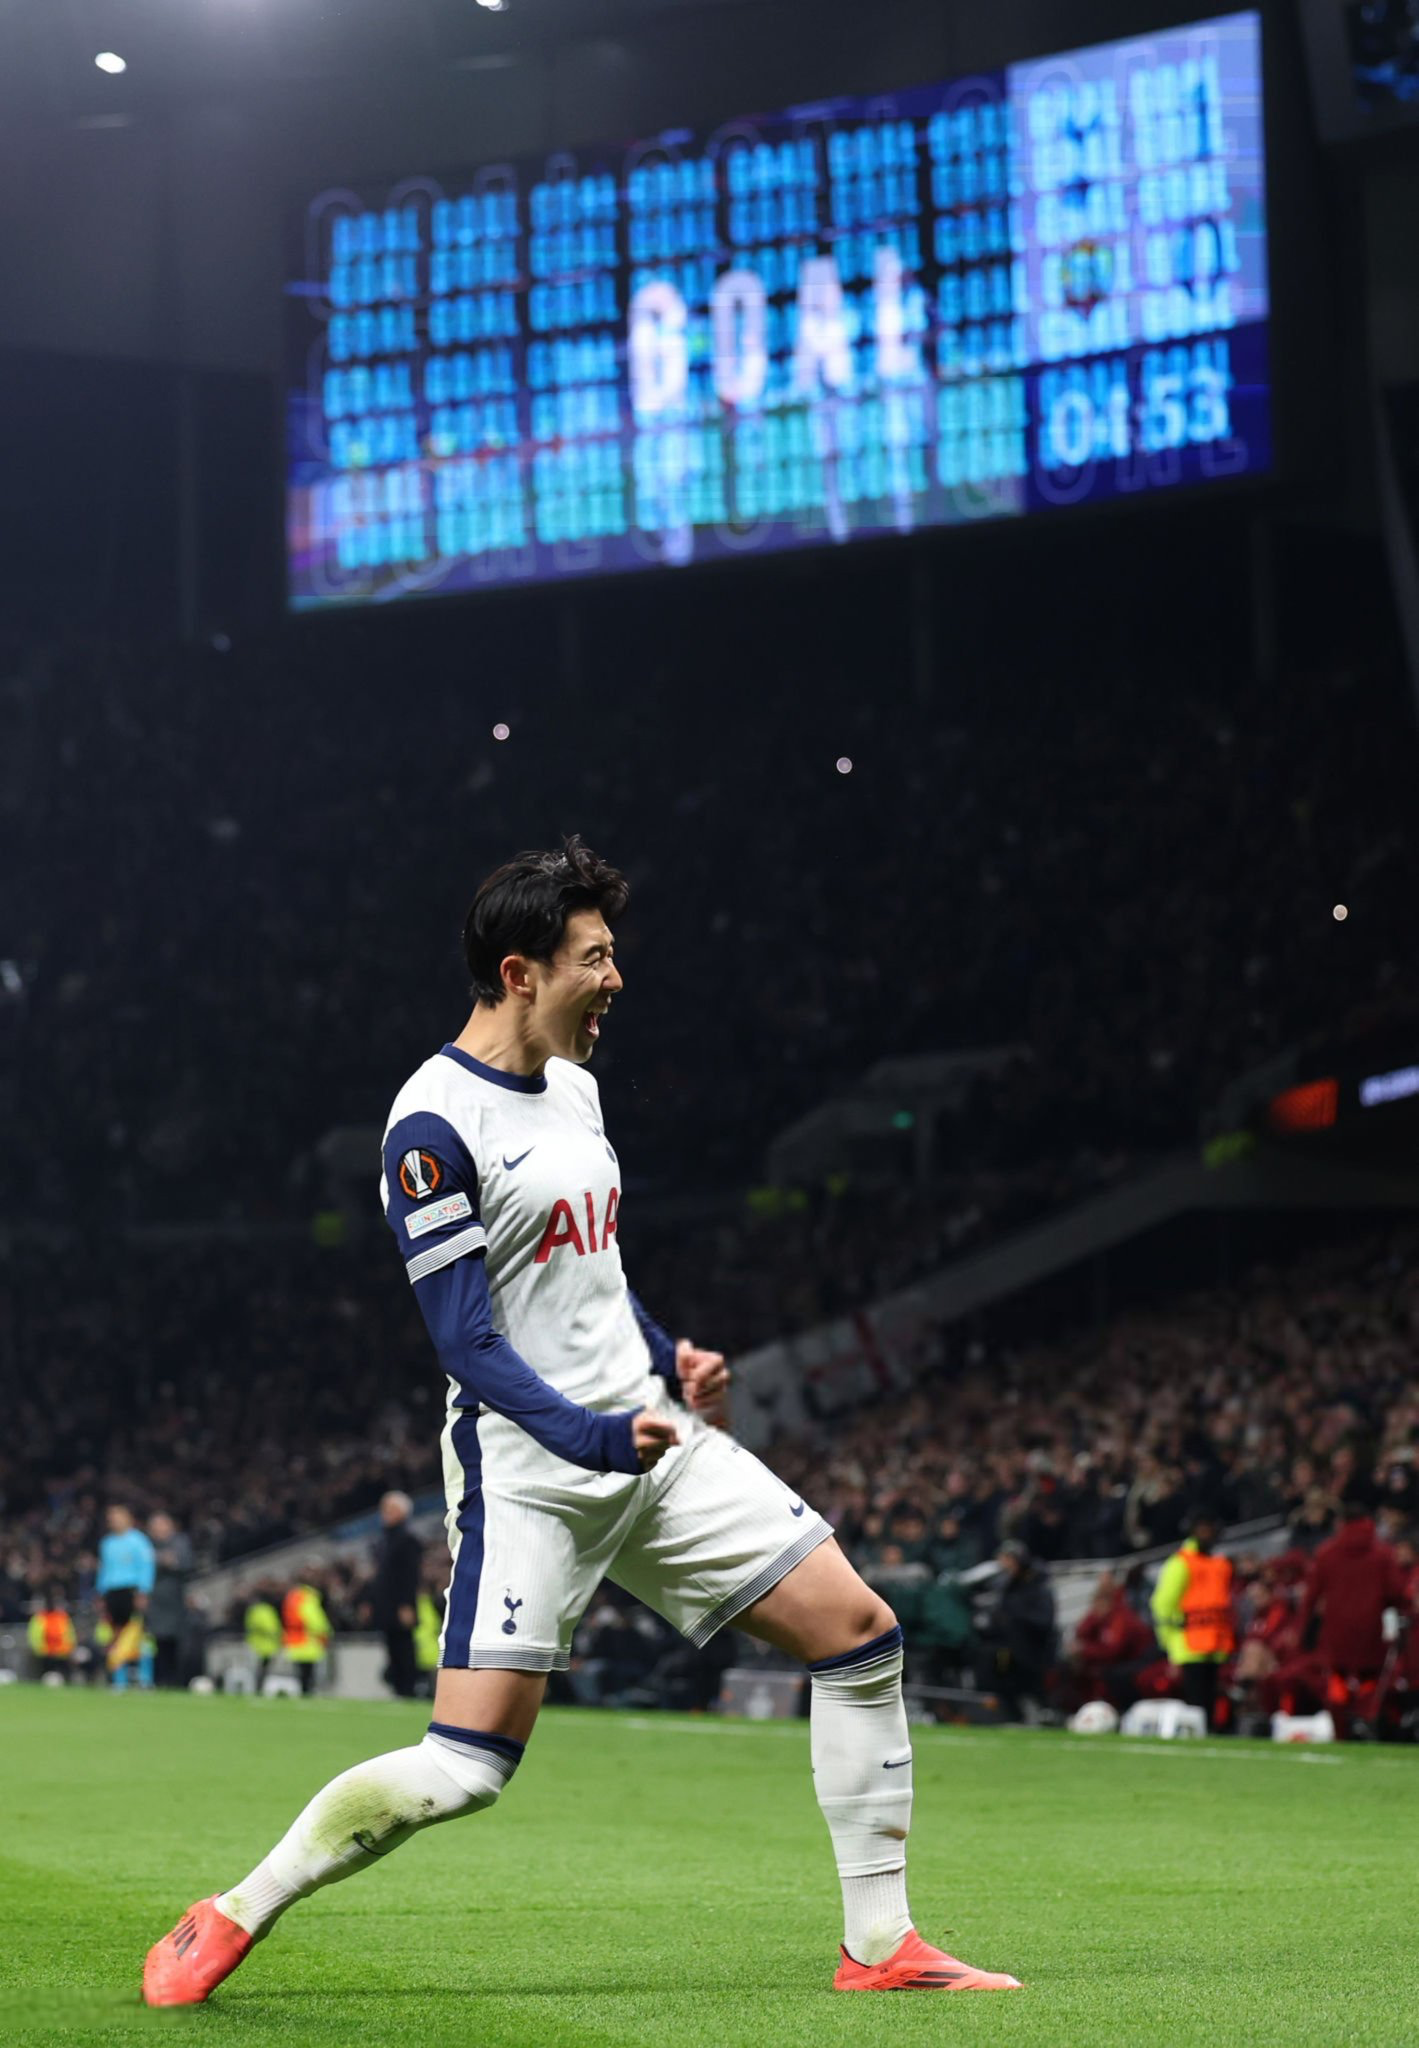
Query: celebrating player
143 837 1020 2003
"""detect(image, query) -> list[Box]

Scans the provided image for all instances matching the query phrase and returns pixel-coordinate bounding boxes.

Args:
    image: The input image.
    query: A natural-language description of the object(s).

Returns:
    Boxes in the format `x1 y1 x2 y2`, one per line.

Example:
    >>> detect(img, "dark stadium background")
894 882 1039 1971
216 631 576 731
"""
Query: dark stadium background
2 0 1419 1749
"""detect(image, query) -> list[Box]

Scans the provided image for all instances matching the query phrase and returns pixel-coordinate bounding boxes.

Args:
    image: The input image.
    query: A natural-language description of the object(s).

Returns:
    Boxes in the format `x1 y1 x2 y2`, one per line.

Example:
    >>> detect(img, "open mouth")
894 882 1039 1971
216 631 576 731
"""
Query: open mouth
583 1008 604 1039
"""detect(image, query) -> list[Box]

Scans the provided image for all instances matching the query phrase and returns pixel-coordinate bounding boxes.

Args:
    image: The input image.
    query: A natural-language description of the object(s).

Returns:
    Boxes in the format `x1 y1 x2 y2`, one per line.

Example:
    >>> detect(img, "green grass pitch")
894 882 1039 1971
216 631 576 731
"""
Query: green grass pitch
2 1689 1416 2047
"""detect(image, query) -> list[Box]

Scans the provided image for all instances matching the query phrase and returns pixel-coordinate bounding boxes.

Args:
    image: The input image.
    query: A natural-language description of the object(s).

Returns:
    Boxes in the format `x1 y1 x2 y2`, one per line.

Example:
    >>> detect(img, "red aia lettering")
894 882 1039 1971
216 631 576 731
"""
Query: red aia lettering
534 1188 620 1264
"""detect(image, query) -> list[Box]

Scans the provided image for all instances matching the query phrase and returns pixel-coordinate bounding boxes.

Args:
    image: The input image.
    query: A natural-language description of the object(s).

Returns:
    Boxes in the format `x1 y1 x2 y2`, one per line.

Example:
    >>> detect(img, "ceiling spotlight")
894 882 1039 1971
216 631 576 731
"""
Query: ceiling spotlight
475 0 507 11
95 51 127 75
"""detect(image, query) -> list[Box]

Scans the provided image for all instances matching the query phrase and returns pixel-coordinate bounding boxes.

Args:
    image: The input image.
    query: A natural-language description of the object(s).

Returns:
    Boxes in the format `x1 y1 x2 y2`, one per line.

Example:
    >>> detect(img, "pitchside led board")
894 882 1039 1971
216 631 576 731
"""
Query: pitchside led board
285 9 1270 610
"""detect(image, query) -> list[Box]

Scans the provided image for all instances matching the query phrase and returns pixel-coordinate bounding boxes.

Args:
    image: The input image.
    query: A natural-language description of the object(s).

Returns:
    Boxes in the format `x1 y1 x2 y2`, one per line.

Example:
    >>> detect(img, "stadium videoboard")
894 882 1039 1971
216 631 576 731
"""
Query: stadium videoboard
285 9 1269 610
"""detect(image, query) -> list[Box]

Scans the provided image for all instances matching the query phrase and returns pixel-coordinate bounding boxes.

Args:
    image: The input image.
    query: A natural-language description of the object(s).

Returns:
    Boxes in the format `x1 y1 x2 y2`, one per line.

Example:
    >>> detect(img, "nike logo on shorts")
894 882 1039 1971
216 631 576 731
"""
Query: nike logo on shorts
883 1758 912 1770
502 1147 535 1171
789 1500 806 1517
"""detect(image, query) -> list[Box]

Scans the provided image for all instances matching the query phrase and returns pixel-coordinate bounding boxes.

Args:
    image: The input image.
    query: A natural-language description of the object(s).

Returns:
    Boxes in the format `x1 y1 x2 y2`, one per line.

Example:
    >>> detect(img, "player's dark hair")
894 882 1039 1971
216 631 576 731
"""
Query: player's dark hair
463 835 628 1005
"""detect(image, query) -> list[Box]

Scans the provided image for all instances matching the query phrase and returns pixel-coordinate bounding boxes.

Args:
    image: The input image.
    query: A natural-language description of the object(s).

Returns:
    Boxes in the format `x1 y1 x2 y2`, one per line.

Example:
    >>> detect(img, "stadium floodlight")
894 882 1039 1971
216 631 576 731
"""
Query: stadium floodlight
95 51 127 74
475 0 507 11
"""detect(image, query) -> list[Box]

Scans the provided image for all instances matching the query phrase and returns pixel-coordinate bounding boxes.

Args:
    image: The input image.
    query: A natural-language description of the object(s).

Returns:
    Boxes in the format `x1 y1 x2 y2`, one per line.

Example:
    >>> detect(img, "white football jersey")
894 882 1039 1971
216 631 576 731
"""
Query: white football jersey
380 1043 669 1495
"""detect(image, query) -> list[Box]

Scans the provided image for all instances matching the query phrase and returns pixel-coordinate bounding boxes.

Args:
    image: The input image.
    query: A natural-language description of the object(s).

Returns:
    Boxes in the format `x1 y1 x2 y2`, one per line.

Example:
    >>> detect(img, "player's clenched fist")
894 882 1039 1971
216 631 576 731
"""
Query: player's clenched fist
676 1338 730 1423
632 1410 680 1469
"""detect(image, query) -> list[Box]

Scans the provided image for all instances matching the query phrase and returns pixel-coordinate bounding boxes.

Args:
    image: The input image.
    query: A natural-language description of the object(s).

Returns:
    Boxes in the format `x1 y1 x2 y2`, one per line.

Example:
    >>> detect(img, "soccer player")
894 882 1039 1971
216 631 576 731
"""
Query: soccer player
143 839 1021 2004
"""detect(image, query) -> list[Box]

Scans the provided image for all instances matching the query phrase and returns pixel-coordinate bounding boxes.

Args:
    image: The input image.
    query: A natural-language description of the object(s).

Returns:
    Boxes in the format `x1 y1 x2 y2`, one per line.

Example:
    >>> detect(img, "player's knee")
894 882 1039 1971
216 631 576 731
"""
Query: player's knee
422 1726 524 1815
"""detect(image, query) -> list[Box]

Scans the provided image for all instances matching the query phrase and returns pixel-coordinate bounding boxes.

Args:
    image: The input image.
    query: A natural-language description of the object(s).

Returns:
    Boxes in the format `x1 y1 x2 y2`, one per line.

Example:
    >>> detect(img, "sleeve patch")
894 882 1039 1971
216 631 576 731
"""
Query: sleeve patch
398 1148 447 1200
405 1190 474 1241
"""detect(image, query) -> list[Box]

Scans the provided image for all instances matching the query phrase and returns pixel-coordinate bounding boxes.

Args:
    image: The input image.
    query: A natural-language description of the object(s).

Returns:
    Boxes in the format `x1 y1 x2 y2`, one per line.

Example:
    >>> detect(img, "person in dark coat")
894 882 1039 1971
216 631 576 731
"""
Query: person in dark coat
975 1540 1057 1721
146 1513 193 1689
367 1492 422 1698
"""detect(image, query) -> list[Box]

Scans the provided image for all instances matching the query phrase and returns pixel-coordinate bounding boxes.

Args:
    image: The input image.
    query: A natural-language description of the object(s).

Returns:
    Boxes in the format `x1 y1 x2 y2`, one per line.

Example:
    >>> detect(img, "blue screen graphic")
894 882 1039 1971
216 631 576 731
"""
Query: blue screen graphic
285 11 1269 609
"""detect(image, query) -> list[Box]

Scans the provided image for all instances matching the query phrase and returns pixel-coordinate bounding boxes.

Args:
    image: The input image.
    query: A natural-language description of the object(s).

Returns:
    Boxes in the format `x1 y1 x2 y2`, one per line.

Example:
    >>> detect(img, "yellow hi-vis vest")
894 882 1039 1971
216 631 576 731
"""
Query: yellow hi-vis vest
414 1592 442 1672
244 1600 283 1659
1152 1542 1235 1663
28 1610 76 1659
282 1585 331 1662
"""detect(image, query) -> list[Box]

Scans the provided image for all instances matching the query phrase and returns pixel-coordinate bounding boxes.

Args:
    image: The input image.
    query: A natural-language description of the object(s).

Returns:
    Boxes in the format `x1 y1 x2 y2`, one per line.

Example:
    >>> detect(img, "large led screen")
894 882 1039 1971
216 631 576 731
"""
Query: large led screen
286 10 1269 610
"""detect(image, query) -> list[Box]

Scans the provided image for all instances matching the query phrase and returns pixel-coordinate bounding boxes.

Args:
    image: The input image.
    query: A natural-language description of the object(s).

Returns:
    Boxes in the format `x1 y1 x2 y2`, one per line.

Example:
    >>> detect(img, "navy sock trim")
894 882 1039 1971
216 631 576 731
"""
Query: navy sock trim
807 1624 904 1674
427 1721 526 1763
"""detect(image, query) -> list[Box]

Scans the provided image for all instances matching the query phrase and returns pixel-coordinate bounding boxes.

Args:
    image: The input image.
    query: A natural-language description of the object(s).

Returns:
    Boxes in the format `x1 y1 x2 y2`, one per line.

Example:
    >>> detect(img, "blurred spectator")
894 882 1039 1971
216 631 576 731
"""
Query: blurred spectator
864 1542 932 1620
1124 1459 1190 1554
1296 1497 1412 1690
626 1630 738 1714
568 1598 664 1706
1020 1481 1074 1563
905 1568 977 1690
1397 1534 1419 1701
281 1574 332 1696
974 1541 1057 1721
1068 1571 1159 1713
365 1491 421 1699
927 1512 976 1577
1228 1553 1307 1734
1150 1512 1236 1731
1377 1451 1419 1524
414 1570 445 1698
27 1592 76 1682
146 1512 192 1689
1288 1486 1339 1555
244 1586 283 1691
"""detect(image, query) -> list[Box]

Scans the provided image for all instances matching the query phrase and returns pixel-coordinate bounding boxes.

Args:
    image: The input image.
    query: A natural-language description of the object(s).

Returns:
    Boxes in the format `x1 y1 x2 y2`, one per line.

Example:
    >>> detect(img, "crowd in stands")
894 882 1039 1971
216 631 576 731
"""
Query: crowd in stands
5 1221 1417 1734
770 1223 1419 1720
774 1220 1416 1556
777 1228 1419 1569
3 570 1416 1249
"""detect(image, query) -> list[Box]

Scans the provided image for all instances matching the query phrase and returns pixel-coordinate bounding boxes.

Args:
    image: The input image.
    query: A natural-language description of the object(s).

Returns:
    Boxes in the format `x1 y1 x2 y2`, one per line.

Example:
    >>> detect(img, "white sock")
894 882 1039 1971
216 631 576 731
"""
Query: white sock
215 1725 523 1939
809 1626 914 1966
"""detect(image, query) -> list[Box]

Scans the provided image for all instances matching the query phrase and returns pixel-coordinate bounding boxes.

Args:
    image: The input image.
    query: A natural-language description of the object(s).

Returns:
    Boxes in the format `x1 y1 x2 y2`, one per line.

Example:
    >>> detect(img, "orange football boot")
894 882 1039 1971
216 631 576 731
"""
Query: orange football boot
834 1927 1022 1991
143 1896 253 2006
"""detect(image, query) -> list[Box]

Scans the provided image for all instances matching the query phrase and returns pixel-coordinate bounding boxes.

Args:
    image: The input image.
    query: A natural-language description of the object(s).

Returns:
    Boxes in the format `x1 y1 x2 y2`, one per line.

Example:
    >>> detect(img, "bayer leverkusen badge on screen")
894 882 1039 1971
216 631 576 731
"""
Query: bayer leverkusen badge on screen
398 1148 445 1201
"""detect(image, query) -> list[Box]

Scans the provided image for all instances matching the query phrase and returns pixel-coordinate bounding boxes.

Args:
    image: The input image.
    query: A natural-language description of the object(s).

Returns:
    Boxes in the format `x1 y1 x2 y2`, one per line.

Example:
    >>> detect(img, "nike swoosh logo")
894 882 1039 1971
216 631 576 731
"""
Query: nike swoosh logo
502 1147 535 1171
789 1500 806 1517
883 1758 912 1770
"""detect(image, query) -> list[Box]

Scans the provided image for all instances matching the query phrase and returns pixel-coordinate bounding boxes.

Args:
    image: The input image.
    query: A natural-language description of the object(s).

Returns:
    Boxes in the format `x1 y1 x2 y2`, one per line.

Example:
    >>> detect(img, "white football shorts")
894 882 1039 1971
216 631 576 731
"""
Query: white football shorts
438 1426 832 1671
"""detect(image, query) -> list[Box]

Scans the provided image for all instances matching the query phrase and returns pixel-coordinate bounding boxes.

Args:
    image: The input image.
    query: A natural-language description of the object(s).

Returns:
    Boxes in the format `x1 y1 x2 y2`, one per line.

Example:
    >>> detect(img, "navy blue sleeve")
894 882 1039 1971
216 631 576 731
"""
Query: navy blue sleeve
414 1252 640 1476
628 1290 679 1390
